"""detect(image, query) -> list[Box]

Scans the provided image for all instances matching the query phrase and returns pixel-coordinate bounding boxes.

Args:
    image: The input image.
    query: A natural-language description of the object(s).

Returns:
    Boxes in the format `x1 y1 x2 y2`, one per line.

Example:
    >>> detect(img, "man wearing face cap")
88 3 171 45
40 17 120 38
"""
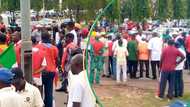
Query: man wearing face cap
0 68 24 107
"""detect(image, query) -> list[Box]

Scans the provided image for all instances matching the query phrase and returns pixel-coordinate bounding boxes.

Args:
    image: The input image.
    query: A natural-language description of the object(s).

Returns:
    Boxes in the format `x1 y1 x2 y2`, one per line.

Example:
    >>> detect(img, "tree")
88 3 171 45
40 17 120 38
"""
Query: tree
123 0 151 22
1 0 20 11
187 0 190 18
31 0 43 12
156 0 173 20
172 0 184 19
44 0 59 10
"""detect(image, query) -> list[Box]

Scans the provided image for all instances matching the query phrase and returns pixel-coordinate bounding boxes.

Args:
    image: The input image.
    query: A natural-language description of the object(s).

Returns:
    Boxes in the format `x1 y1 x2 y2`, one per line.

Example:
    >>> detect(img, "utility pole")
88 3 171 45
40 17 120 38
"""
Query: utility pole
20 0 32 83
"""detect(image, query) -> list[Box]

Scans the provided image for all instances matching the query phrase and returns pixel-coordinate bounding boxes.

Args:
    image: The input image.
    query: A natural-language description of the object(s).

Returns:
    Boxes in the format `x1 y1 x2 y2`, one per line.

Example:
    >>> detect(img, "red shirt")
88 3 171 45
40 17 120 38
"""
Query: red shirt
14 41 21 66
160 46 184 71
32 46 46 78
92 40 104 56
185 36 190 53
108 41 113 56
61 42 77 69
36 43 58 72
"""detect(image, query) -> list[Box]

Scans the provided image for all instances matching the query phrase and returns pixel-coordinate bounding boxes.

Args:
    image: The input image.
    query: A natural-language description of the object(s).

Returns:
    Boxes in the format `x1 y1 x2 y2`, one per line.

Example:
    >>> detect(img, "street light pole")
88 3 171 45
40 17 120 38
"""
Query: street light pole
20 0 33 83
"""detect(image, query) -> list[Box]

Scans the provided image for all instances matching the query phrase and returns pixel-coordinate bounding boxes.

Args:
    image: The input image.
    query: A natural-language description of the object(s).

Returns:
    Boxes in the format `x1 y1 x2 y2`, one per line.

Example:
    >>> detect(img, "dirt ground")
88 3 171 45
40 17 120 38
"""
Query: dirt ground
94 71 190 107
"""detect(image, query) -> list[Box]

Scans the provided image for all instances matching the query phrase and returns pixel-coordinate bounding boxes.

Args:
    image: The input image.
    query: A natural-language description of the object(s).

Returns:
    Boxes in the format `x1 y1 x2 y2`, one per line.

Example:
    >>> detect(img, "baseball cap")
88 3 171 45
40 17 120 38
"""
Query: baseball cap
0 68 14 84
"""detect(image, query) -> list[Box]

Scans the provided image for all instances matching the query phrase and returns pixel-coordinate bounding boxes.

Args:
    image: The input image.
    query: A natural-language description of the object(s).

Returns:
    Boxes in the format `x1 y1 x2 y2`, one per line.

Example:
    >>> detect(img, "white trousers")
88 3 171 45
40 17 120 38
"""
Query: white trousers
116 63 127 82
103 56 109 75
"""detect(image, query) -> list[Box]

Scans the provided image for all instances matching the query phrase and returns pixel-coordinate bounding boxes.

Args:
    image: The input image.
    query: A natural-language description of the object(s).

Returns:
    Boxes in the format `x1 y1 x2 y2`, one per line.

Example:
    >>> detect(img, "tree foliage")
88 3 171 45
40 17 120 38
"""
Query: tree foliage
0 0 189 21
172 0 185 19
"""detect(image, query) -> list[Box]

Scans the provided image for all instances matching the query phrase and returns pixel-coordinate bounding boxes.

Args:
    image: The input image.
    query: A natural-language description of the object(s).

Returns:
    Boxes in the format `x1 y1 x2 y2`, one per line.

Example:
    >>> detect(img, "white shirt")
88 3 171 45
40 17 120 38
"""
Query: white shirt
148 37 163 61
176 48 186 70
70 30 78 45
17 82 44 107
112 39 128 52
114 46 128 65
67 71 96 107
55 32 60 45
0 87 24 107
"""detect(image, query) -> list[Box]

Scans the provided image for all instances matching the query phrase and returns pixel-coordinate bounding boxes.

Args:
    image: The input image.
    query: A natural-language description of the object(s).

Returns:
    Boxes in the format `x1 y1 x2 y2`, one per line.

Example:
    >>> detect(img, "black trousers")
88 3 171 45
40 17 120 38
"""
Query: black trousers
42 72 55 107
151 61 160 79
128 60 138 78
139 60 149 77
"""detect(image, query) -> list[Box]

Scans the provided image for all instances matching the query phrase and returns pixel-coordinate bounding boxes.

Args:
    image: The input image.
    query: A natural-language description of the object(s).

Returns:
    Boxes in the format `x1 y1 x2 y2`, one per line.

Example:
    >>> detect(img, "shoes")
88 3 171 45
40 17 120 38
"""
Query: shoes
146 76 150 78
152 77 157 80
102 75 106 77
155 96 164 100
106 75 111 78
55 88 68 93
166 95 173 100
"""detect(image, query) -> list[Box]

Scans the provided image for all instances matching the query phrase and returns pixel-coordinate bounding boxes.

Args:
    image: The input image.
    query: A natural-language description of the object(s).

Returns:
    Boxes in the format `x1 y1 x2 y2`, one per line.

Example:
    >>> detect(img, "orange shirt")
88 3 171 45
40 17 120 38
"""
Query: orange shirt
138 42 149 60
32 45 46 78
36 43 58 72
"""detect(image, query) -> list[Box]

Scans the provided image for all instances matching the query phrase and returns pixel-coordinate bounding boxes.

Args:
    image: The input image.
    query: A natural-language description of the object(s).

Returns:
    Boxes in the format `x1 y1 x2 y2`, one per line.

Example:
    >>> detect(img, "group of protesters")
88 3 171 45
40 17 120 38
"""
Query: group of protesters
0 17 190 107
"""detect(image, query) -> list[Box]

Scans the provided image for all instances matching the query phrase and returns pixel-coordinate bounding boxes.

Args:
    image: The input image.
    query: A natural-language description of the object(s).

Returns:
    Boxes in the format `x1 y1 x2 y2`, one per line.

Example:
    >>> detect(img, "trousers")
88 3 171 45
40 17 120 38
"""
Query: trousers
90 55 104 84
116 63 127 82
159 71 175 99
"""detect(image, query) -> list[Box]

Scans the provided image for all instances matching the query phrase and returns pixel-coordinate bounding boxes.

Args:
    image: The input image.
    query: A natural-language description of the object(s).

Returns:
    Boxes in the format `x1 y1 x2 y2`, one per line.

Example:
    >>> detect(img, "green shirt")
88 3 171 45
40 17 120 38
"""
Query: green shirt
127 40 138 61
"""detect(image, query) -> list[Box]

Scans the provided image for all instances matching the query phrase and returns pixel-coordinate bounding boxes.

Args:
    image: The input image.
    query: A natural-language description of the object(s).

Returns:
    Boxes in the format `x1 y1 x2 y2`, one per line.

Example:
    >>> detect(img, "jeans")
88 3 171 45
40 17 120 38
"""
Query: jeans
116 63 127 82
174 70 184 97
42 71 55 107
128 60 138 78
151 61 160 79
139 60 149 77
159 71 175 99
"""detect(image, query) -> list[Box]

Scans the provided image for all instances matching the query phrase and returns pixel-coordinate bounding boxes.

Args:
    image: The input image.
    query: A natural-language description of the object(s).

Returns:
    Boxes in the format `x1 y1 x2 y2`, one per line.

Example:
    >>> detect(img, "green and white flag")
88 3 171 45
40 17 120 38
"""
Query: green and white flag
0 44 17 69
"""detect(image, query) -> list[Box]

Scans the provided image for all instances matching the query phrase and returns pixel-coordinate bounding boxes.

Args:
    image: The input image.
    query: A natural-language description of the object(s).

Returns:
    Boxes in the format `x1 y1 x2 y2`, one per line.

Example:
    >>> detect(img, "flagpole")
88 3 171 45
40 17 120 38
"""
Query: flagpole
85 0 116 107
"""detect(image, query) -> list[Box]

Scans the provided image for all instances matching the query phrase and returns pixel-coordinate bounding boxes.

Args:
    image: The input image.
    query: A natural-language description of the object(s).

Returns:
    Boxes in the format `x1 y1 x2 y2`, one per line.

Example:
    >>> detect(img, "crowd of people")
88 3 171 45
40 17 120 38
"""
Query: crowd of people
0 17 190 107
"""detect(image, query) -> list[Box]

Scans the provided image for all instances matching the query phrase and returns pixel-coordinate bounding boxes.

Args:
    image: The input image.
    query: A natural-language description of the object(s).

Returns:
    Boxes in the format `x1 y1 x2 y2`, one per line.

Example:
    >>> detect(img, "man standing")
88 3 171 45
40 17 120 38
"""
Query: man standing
157 40 185 100
90 33 105 84
67 21 78 45
138 38 150 78
68 54 96 107
32 36 46 93
148 32 163 79
36 31 58 107
57 33 79 92
0 68 24 107
127 34 138 79
11 67 44 107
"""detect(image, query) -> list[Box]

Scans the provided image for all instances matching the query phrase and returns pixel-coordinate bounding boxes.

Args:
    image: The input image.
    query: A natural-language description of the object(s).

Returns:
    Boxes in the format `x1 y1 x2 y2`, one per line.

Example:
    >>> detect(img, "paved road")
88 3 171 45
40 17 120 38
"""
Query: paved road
55 91 67 107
